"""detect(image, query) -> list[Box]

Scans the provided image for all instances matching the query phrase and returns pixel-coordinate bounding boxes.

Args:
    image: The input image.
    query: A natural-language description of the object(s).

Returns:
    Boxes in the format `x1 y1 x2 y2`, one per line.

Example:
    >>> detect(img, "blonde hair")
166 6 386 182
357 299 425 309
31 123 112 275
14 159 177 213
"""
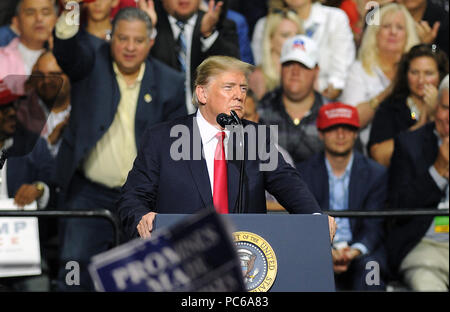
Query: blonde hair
192 56 254 107
358 3 420 76
261 11 303 92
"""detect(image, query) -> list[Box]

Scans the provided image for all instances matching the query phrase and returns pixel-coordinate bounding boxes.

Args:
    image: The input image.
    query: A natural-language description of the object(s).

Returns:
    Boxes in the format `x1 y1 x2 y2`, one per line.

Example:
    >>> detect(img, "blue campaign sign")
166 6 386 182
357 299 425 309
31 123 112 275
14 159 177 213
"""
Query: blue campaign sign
89 210 245 292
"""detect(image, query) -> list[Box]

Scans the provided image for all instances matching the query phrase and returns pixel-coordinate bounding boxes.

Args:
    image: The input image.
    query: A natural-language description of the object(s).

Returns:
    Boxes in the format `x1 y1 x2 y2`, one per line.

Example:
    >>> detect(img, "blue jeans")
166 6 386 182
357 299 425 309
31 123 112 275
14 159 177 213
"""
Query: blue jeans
56 172 121 291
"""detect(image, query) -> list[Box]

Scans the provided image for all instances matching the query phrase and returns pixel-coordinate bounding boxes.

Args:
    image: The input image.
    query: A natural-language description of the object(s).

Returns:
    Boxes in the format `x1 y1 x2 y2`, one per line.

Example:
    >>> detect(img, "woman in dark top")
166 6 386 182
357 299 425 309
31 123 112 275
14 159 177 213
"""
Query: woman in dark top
369 43 448 167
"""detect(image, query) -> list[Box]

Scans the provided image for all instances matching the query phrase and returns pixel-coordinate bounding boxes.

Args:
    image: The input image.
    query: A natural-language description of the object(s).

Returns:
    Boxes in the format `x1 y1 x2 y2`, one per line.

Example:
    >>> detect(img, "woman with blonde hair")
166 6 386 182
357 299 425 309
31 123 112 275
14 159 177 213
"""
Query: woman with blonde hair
340 2 420 154
252 0 356 100
249 9 303 100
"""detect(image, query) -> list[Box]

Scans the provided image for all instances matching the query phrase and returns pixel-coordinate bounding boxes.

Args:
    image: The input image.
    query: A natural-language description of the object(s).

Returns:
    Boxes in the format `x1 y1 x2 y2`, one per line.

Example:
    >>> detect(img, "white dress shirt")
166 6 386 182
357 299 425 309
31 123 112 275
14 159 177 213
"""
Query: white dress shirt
195 109 229 195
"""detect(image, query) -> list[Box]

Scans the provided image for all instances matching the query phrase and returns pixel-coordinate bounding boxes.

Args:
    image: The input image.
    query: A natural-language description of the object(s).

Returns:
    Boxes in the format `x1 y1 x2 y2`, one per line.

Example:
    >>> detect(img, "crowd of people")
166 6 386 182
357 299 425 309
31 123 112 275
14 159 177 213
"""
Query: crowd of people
0 0 448 292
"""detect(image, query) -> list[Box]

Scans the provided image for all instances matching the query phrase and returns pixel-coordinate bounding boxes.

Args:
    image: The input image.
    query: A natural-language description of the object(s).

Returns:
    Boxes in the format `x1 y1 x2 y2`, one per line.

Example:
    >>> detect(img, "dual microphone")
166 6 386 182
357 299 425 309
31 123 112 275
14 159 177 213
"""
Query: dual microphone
216 110 242 128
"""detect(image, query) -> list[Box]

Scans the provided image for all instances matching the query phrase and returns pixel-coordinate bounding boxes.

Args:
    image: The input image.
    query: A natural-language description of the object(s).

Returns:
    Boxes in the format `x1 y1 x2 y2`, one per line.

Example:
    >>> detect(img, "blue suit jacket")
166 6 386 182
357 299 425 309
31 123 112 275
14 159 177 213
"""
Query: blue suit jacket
6 135 54 200
52 29 187 191
387 122 444 275
296 151 388 254
118 114 321 239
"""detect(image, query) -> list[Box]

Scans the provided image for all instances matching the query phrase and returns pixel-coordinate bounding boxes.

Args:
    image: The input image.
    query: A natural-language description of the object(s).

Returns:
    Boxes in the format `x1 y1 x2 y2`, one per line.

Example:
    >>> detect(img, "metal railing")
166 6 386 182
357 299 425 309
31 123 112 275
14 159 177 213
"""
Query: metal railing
1 208 448 247
0 209 121 247
324 209 449 218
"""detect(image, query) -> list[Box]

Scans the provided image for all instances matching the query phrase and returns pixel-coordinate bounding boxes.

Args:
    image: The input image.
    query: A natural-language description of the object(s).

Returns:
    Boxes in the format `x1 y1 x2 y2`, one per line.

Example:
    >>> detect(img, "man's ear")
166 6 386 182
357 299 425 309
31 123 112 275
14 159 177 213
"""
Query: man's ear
111 0 120 8
196 85 207 105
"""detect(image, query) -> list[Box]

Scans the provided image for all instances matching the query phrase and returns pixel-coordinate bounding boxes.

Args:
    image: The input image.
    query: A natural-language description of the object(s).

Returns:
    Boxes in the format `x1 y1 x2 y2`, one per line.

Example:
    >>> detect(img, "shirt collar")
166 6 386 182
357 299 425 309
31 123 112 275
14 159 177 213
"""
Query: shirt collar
168 13 198 28
1 138 14 152
196 109 229 145
325 153 354 180
112 62 146 86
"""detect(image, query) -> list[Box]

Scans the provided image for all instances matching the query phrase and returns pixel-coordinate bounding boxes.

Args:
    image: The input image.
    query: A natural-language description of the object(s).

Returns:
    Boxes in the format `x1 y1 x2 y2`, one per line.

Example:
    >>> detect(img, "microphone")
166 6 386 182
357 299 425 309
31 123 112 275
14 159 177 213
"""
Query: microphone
216 112 239 128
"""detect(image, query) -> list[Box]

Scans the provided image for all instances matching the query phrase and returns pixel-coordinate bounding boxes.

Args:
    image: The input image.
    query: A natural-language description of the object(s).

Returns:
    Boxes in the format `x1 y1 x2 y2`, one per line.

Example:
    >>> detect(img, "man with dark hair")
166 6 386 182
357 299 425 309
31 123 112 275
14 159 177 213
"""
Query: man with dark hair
53 2 186 291
297 102 388 290
0 0 57 78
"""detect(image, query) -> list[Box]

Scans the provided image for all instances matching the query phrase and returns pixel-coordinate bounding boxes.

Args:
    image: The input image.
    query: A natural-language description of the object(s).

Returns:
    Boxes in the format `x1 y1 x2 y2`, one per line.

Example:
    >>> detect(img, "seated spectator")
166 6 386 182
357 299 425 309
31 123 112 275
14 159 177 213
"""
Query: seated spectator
258 35 324 164
0 0 57 79
32 51 71 157
340 2 420 155
252 0 356 101
387 74 449 291
248 9 303 100
151 0 240 114
398 0 449 57
84 0 119 41
369 43 448 167
297 102 388 291
0 79 54 291
324 0 362 46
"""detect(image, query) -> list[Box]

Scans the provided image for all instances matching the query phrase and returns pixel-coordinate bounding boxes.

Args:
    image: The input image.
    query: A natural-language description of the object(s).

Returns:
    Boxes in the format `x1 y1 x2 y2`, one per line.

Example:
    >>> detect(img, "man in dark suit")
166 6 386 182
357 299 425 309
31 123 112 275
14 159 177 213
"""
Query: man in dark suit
387 74 449 291
118 55 336 242
296 102 388 290
53 4 186 291
151 0 240 114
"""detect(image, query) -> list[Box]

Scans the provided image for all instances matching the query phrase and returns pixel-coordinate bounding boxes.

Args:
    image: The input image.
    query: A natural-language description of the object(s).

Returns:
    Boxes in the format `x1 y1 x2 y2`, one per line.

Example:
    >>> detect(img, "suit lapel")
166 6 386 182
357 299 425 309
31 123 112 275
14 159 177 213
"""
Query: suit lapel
422 123 438 166
135 59 158 145
348 152 364 229
315 153 330 210
186 115 213 209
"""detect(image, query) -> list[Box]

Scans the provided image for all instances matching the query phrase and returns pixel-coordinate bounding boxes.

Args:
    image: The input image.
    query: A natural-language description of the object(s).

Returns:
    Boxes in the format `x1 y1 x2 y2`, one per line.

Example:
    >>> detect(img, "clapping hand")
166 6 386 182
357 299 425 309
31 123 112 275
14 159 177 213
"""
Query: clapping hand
138 0 157 28
200 0 223 38
416 21 440 45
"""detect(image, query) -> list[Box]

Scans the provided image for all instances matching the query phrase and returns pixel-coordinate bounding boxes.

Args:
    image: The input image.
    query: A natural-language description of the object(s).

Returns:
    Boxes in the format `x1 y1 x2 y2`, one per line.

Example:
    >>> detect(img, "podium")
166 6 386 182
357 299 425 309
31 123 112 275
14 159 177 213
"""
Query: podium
154 214 335 292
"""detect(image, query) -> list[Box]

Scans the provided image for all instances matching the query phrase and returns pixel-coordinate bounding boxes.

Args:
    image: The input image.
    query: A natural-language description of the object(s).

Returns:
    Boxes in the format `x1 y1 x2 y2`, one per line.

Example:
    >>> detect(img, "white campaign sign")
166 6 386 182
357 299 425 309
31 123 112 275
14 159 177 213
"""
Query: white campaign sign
0 199 41 277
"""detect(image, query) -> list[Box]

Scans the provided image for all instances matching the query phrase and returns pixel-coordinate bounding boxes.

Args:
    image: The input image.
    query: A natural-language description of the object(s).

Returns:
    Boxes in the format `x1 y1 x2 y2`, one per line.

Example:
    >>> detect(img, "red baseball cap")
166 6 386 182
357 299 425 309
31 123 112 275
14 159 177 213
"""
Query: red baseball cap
0 80 20 106
317 102 360 131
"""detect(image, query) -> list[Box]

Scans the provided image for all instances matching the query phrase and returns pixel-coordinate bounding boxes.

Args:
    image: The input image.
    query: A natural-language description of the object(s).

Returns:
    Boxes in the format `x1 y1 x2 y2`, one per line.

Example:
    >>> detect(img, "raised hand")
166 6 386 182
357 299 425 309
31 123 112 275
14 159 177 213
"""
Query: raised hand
200 0 223 38
138 0 158 28
416 21 440 45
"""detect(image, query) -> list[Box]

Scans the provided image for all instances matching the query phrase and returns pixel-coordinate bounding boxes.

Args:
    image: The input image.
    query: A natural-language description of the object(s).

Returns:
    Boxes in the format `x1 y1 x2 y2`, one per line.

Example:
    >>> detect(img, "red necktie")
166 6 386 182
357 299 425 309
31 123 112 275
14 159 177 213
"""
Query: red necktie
213 131 229 214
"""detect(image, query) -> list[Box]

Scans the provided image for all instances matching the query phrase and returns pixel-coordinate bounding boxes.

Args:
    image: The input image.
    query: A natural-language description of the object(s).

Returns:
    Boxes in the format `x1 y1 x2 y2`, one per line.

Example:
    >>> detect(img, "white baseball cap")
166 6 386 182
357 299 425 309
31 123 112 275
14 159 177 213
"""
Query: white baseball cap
280 35 319 69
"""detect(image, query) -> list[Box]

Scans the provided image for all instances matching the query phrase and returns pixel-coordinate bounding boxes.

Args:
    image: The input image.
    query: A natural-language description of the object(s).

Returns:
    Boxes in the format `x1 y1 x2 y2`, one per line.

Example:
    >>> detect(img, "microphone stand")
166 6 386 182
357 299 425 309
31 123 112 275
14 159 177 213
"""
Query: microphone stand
230 111 245 214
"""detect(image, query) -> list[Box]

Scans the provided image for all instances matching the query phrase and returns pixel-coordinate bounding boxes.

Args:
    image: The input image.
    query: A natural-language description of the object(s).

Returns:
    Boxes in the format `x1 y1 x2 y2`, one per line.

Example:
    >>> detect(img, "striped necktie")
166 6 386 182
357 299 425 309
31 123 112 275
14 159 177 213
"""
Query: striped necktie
176 20 187 73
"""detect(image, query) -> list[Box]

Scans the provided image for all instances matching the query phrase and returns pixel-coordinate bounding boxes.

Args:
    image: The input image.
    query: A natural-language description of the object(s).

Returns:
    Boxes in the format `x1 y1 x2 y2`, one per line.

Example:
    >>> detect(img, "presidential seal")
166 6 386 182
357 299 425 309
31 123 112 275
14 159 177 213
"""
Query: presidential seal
233 231 277 292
